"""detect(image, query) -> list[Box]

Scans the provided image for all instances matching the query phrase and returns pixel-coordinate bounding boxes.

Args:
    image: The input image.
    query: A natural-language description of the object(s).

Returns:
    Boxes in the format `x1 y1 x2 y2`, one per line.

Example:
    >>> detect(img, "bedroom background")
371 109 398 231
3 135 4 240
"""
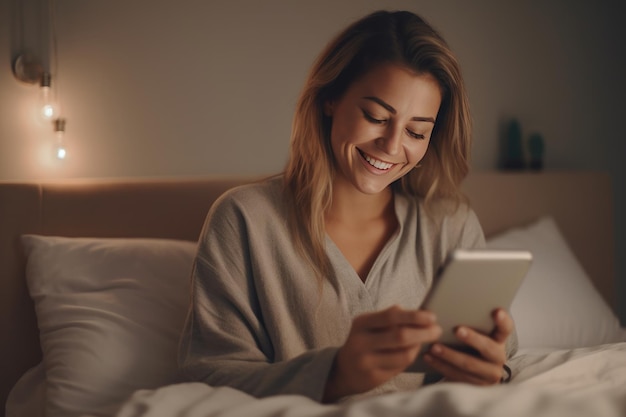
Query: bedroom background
0 0 624 324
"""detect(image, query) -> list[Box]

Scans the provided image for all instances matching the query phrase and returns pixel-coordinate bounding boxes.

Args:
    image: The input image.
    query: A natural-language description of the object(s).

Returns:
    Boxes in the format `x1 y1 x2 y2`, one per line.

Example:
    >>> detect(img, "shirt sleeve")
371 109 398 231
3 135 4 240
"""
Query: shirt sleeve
178 192 337 402
456 205 487 250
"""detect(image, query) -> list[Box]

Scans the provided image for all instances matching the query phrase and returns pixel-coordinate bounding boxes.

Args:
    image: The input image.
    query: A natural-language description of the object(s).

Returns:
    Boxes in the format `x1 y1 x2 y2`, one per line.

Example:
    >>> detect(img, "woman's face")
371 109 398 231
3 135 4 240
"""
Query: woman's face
326 63 442 195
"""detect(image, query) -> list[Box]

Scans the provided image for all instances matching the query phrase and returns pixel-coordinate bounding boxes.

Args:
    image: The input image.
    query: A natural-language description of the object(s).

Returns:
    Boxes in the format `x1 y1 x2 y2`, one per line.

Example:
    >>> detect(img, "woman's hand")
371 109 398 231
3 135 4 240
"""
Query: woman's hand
423 308 513 385
323 305 442 402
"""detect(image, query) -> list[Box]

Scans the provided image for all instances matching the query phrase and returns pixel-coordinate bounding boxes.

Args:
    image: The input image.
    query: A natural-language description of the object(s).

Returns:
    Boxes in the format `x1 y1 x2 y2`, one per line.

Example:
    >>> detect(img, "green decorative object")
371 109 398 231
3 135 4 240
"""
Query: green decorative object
528 133 545 170
502 119 525 170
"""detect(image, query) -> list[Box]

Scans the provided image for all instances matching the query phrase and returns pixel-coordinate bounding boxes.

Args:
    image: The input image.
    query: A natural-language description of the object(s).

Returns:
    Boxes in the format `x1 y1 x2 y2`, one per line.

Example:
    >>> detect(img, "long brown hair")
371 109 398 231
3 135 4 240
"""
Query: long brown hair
284 10 472 281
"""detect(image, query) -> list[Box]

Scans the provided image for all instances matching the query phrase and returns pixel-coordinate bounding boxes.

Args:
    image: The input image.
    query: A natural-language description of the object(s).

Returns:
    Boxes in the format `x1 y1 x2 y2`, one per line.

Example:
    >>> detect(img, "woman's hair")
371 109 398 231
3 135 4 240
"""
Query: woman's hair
284 10 472 281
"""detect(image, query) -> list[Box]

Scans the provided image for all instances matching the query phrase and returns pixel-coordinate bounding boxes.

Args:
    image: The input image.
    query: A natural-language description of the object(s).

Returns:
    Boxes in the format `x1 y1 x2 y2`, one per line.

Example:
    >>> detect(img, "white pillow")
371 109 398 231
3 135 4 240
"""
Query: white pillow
7 235 196 417
486 217 624 349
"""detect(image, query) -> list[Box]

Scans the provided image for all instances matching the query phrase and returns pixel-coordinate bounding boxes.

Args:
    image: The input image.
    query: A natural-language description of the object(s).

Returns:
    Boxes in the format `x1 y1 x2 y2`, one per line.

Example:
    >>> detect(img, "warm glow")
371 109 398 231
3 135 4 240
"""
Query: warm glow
38 85 58 122
42 104 56 119
53 119 68 161
55 145 67 160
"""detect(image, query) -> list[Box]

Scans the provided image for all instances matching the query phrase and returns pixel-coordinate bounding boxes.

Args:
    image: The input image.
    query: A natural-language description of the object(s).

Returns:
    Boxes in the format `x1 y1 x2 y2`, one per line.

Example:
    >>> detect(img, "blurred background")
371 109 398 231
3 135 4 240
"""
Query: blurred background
1 0 624 320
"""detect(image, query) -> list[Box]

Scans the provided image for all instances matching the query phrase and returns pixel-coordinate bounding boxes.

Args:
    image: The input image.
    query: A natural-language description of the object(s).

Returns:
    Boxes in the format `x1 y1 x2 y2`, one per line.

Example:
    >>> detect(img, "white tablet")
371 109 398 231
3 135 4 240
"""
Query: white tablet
407 249 532 371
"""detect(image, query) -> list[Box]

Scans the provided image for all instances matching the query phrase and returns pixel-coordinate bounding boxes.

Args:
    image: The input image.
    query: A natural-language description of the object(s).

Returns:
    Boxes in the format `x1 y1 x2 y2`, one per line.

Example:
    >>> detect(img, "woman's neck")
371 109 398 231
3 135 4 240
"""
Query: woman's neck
326 178 394 224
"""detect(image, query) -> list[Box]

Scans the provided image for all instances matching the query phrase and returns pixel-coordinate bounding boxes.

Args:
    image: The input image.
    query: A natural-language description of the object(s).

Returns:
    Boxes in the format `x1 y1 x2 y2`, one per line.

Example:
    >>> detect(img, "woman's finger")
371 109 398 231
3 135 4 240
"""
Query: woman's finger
453 326 506 364
364 323 442 351
446 308 511 364
371 345 422 370
424 351 501 385
490 308 514 344
426 343 503 384
353 305 437 331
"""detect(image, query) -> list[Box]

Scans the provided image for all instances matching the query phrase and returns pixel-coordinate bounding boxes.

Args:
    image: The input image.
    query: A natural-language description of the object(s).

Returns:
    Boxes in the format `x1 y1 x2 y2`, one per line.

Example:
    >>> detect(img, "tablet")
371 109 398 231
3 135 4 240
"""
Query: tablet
407 249 532 371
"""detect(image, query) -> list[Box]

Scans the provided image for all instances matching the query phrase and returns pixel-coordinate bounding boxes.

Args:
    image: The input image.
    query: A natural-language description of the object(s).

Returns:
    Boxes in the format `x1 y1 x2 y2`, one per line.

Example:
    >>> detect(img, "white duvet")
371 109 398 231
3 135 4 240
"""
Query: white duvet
112 342 626 417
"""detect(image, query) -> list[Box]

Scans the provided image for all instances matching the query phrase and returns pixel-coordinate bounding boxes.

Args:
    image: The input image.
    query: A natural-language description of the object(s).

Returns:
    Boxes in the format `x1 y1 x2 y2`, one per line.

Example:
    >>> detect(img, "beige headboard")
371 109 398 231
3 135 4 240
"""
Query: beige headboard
462 171 615 308
0 171 615 414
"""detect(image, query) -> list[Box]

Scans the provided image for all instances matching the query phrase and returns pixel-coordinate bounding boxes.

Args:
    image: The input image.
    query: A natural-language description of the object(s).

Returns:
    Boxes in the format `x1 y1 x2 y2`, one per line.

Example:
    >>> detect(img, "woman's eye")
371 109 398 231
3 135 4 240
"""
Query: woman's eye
406 129 425 140
362 110 385 124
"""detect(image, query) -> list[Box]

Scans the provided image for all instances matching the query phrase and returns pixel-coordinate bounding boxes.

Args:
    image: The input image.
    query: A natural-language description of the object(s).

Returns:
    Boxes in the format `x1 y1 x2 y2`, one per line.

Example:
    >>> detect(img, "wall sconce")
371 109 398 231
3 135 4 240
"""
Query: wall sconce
12 0 68 162
12 53 43 84
12 54 60 122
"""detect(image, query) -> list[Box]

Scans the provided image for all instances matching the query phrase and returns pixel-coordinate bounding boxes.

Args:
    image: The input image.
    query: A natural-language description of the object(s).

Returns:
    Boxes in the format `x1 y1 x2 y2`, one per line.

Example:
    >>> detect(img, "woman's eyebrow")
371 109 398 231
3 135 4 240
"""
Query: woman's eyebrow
362 96 435 123
363 96 396 114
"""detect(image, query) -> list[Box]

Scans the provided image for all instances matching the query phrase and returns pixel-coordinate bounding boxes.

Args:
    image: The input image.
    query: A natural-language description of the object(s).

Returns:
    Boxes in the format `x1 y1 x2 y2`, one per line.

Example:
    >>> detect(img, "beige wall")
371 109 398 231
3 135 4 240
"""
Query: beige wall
1 0 625 320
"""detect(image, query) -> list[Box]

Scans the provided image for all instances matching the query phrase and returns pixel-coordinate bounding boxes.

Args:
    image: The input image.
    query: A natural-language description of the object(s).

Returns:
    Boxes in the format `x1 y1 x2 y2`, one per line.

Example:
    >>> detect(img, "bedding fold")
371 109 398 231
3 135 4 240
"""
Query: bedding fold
114 343 626 417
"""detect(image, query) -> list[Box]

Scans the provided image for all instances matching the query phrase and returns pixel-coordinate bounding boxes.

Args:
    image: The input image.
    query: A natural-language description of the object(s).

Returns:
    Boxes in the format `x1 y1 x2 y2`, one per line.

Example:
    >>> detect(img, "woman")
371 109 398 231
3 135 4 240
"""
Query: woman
179 10 516 403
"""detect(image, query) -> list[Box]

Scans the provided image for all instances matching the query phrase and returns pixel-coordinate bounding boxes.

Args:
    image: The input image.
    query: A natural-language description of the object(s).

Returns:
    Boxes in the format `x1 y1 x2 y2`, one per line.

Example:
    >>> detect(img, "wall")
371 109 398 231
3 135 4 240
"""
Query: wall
1 0 625 321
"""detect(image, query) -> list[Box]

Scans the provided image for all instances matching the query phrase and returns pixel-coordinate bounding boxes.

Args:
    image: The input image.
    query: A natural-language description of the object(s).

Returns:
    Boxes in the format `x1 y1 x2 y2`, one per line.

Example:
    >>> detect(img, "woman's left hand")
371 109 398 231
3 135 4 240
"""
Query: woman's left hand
422 308 512 385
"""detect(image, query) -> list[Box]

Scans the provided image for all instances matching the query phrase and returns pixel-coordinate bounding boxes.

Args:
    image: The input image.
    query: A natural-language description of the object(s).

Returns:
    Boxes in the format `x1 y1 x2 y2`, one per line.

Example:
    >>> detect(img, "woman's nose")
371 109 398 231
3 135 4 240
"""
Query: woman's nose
375 125 403 155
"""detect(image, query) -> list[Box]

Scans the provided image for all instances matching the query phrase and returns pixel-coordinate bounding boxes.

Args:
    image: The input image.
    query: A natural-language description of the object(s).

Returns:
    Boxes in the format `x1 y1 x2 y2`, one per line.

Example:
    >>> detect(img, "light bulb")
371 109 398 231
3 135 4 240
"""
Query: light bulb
53 118 67 160
38 72 59 123
55 143 67 160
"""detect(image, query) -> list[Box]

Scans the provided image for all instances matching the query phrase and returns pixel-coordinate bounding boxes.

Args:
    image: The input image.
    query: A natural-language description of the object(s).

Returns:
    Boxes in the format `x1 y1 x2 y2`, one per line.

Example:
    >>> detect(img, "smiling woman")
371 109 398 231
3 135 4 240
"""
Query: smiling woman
324 65 442 282
179 10 513 405
325 65 441 197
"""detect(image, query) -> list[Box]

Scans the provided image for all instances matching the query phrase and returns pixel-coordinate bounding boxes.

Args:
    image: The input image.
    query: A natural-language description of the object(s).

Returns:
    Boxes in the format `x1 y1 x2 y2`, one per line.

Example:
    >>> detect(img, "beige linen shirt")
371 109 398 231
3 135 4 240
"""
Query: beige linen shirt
179 176 516 402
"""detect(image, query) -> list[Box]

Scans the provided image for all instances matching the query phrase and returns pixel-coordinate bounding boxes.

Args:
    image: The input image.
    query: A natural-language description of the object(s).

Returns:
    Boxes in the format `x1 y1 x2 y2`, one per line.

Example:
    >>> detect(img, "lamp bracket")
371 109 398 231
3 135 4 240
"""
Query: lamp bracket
12 53 44 85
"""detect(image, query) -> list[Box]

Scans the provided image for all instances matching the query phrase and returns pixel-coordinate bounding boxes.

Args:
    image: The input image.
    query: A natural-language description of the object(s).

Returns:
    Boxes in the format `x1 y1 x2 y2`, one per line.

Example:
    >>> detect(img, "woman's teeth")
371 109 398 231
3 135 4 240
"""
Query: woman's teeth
363 153 393 170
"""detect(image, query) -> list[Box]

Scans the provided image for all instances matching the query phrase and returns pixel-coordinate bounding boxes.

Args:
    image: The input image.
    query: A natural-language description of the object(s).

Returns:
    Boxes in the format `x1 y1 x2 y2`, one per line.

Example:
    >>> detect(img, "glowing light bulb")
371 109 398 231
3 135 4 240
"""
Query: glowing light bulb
56 143 67 160
53 118 67 160
38 72 58 123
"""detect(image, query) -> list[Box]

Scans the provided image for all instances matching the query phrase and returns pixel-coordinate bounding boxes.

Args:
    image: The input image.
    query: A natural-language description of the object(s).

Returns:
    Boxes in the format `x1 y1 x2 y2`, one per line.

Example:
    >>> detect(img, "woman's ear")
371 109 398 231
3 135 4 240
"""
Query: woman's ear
323 101 334 117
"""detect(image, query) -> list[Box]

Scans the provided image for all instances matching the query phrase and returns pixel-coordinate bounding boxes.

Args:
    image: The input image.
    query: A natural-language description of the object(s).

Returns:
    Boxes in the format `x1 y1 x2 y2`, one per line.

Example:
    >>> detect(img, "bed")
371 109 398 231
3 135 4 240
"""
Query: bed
2 171 625 417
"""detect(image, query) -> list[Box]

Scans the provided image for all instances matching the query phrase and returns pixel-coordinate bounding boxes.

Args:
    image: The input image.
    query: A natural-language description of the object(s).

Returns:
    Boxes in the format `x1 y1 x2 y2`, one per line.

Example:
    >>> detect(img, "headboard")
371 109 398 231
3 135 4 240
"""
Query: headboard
0 171 615 412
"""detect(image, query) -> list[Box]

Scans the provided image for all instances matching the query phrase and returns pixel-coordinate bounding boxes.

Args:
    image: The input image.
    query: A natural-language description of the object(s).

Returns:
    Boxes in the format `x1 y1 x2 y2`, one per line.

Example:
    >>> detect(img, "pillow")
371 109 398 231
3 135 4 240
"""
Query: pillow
7 235 196 417
486 217 625 350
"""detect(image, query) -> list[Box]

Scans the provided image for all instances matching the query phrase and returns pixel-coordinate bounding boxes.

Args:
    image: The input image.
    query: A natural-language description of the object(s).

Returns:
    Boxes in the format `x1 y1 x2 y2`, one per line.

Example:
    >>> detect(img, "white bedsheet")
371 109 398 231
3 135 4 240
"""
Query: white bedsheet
111 342 626 417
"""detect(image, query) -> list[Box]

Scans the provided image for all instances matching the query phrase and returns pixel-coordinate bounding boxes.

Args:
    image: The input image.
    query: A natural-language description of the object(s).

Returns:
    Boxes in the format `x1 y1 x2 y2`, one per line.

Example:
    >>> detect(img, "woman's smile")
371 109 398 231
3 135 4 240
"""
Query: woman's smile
357 149 396 172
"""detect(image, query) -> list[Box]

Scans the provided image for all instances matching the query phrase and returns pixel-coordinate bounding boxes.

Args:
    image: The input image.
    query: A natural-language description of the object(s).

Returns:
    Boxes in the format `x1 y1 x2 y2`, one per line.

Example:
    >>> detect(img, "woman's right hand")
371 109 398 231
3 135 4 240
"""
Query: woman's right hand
323 305 441 402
